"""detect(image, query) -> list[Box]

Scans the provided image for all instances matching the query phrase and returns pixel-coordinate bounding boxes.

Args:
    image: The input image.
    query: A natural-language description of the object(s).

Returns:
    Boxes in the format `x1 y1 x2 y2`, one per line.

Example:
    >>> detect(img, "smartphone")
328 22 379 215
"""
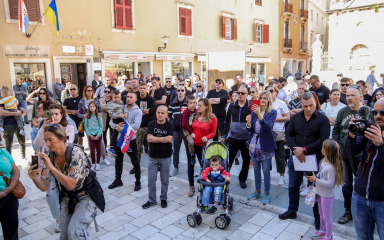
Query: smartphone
31 155 38 170
45 111 52 119
250 100 261 110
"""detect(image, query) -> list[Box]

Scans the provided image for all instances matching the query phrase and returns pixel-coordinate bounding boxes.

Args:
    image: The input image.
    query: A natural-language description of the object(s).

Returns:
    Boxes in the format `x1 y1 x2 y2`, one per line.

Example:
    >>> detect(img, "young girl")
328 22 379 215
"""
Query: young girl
84 101 104 171
306 139 344 240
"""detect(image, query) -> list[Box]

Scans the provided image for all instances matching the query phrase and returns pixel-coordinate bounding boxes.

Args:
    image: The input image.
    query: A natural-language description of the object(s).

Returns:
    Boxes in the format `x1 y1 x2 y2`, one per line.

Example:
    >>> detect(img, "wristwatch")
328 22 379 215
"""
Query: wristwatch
379 141 384 148
303 147 308 154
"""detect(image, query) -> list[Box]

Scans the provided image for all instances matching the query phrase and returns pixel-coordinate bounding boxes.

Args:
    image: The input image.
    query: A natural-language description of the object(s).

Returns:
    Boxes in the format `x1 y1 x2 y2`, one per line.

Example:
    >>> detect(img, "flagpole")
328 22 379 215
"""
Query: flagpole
25 13 44 37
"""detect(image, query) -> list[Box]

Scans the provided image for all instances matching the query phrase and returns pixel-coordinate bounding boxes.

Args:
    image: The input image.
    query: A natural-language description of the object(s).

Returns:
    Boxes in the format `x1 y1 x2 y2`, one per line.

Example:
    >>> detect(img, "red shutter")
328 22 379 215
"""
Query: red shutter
221 16 226 39
186 9 192 36
124 0 132 29
233 18 237 40
263 24 269 43
8 0 18 19
114 0 132 30
114 0 124 28
179 8 188 35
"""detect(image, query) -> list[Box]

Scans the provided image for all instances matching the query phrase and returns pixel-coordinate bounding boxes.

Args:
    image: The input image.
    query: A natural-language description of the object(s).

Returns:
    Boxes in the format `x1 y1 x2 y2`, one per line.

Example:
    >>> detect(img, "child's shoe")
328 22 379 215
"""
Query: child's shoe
19 129 26 136
207 205 217 214
91 164 96 171
320 236 333 240
95 164 100 171
310 230 325 238
201 204 208 212
107 148 117 156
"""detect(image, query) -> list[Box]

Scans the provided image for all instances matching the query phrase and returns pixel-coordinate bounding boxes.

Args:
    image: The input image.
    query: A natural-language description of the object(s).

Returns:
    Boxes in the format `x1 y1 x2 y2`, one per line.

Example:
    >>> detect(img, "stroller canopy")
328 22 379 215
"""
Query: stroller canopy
204 142 228 161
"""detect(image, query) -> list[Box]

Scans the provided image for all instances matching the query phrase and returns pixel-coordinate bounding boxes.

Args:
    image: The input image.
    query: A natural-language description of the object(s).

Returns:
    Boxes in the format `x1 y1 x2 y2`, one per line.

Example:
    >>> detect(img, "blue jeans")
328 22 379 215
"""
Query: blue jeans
352 192 384 240
172 131 191 169
202 186 223 205
252 157 271 193
288 156 320 219
21 100 28 122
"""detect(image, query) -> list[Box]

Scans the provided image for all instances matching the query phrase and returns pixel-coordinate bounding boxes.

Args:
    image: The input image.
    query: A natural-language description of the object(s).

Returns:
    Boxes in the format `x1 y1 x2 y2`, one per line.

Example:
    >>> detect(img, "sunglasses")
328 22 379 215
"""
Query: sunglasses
216 81 222 84
197 85 202 88
70 88 77 91
237 92 246 95
166 81 171 83
250 91 256 93
39 92 46 95
373 110 384 116
341 84 350 87
104 91 111 93
177 89 185 92
86 89 93 92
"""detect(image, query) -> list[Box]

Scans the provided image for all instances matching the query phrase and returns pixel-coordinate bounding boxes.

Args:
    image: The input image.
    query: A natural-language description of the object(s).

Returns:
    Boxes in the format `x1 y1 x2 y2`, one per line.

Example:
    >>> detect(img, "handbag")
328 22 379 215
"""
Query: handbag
0 171 26 199
273 131 285 142
305 185 316 207
78 119 85 133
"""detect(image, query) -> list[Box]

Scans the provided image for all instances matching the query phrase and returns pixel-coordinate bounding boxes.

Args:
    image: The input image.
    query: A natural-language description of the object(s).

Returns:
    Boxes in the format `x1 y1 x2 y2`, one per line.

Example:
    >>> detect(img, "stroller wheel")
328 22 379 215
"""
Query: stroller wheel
224 215 231 226
229 197 234 211
215 215 228 229
194 212 202 225
187 214 197 227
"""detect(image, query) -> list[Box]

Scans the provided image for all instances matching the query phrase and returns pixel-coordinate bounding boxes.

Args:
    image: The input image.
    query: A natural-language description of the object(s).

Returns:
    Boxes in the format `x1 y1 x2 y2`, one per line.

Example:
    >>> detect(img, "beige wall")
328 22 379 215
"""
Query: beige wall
1 0 280 91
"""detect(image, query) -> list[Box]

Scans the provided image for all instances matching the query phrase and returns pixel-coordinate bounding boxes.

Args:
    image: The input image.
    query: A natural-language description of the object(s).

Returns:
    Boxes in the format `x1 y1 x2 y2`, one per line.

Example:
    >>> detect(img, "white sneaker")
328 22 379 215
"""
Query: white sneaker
300 181 306 191
278 176 285 186
91 164 95 171
54 220 60 233
103 158 111 166
95 164 100 171
300 187 308 197
170 168 179 177
194 171 198 177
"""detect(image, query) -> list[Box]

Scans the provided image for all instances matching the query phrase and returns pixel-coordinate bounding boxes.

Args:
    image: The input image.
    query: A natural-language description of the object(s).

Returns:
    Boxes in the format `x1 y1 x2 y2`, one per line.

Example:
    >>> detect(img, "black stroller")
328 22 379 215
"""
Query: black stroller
187 141 234 230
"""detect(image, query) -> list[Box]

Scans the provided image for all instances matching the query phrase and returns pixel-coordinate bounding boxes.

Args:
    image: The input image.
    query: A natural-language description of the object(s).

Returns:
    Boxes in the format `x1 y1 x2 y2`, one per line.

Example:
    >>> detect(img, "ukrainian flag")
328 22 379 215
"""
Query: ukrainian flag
44 0 60 34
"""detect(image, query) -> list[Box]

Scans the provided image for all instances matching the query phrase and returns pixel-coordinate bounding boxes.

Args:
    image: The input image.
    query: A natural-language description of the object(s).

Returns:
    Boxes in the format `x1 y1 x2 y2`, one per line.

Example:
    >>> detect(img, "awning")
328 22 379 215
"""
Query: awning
100 51 155 60
156 53 195 61
246 57 272 63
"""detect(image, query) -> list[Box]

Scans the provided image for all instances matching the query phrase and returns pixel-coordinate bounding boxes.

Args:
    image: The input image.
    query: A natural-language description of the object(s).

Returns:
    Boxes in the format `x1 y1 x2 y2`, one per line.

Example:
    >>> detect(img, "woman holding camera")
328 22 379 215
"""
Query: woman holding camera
29 124 97 239
33 104 75 233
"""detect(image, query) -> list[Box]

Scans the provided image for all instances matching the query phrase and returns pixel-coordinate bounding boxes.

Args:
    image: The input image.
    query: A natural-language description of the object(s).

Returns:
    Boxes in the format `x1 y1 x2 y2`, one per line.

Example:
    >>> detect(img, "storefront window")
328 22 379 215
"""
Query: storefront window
164 61 192 80
104 62 134 81
14 63 46 93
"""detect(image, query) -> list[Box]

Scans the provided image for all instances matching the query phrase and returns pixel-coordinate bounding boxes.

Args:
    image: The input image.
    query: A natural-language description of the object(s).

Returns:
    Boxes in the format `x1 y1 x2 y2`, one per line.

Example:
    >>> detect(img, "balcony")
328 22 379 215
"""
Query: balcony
284 39 292 51
300 9 308 21
283 3 293 16
300 41 308 52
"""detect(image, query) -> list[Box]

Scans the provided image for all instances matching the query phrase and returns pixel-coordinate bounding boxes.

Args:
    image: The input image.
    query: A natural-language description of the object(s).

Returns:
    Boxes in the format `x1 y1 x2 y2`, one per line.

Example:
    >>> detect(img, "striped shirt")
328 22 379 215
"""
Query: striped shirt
0 96 18 110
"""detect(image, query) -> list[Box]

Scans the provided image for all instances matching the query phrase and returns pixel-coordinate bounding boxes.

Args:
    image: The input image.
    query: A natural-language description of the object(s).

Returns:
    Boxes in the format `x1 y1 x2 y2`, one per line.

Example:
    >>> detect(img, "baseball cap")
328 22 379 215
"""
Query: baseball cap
337 72 343 77
215 78 224 84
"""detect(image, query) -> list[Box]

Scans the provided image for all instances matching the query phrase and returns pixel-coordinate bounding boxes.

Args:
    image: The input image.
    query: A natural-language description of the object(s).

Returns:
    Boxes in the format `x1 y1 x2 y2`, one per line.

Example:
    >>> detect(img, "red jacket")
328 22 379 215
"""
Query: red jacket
182 108 197 134
201 166 230 181
192 115 218 146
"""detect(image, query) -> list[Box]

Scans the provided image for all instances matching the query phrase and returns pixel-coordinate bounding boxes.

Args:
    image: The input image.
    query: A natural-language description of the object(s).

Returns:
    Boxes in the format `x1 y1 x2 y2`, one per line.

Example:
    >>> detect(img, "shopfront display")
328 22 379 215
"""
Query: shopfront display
104 62 135 80
163 61 192 80
13 63 46 93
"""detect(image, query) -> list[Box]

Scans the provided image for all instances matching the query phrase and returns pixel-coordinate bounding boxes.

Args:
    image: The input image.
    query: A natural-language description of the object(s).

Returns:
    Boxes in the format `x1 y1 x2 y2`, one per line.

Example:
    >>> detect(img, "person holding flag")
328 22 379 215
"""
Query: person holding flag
18 0 29 33
108 92 142 191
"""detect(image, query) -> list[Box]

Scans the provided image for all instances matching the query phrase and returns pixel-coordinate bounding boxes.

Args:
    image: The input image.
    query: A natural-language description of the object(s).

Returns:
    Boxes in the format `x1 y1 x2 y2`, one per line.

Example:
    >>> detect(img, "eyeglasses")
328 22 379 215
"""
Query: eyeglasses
237 92 246 95
216 81 222 84
341 84 350 87
39 92 46 95
177 89 185 92
86 89 93 92
70 88 77 91
166 81 171 83
104 91 111 93
373 110 384 116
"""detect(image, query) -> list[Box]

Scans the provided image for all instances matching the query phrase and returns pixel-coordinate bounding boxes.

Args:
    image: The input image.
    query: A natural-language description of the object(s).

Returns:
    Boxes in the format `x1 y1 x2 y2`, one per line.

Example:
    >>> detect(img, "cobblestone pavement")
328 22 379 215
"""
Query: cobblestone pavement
0 123 373 240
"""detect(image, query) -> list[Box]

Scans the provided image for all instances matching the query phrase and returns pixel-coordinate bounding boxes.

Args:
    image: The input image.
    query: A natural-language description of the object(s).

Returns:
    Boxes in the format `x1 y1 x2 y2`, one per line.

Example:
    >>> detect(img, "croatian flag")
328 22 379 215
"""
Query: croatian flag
18 0 29 33
116 122 135 154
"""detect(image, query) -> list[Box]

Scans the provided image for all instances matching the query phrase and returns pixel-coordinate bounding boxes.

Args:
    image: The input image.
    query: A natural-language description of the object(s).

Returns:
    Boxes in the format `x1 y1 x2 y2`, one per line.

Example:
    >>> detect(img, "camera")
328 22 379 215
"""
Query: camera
348 106 374 135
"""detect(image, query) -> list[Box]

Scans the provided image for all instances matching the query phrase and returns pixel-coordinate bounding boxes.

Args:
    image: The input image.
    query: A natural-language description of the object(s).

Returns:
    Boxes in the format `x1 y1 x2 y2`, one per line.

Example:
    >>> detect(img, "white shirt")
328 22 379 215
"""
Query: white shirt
321 101 345 138
277 88 288 102
272 99 289 132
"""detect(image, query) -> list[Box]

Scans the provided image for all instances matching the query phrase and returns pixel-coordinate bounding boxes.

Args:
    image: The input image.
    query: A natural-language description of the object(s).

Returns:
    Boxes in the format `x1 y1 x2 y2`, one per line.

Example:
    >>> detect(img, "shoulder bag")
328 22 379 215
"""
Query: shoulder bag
0 171 26 199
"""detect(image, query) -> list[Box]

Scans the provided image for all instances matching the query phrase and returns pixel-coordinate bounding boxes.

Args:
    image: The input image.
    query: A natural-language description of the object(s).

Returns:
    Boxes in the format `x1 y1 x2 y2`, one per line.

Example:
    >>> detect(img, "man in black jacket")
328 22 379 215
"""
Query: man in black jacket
347 99 384 240
279 92 330 231
207 79 228 141
91 74 103 91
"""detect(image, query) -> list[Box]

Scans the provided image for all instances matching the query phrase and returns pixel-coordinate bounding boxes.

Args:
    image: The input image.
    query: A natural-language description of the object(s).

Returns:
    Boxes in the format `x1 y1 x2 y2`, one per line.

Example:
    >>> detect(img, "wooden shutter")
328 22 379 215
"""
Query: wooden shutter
263 24 269 43
124 0 132 29
255 0 262 6
186 8 192 36
179 8 186 35
114 0 124 28
9 0 40 21
221 16 226 39
233 18 237 40
114 0 132 30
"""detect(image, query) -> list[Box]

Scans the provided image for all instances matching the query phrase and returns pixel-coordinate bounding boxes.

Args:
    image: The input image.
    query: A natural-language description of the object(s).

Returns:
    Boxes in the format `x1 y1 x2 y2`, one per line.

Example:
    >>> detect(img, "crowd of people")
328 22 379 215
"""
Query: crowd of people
0 71 383 240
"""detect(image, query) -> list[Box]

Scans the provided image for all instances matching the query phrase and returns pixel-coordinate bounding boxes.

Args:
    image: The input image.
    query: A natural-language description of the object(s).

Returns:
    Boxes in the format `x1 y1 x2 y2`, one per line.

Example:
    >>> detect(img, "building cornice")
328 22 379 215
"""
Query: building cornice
327 3 384 14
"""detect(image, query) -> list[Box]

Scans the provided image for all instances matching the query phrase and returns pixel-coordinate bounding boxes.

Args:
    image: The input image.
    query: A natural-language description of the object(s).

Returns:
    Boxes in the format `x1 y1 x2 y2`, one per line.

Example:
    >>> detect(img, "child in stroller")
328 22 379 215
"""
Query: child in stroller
201 155 231 214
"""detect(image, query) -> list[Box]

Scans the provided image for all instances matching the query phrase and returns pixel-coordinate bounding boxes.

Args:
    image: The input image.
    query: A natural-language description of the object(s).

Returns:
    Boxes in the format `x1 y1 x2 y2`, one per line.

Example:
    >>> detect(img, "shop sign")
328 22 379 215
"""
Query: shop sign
103 54 154 60
2 44 49 57
94 62 102 70
85 45 94 56
156 54 194 61
63 46 76 53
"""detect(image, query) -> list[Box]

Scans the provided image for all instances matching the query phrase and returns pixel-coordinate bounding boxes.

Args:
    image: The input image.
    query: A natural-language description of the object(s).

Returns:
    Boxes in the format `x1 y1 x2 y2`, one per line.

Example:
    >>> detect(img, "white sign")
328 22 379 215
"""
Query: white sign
62 46 75 53
2 44 49 57
85 45 94 56
94 62 101 71
208 51 246 71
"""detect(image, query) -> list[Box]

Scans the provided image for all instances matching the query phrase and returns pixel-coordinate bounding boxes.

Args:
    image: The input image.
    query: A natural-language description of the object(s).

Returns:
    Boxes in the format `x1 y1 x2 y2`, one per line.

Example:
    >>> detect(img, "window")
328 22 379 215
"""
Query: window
255 22 269 44
316 13 319 24
321 16 324 26
114 0 133 30
222 16 237 40
255 0 262 6
179 7 192 36
14 63 46 93
8 0 40 21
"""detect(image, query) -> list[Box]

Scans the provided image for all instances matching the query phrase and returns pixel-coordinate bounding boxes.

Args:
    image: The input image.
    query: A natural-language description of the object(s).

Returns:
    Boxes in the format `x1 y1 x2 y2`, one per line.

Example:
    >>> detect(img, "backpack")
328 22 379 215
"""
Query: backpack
49 143 106 214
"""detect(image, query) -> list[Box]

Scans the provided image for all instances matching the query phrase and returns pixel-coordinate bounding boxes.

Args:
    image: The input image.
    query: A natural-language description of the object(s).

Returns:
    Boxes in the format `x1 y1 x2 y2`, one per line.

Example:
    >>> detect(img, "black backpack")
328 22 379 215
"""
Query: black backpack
49 143 106 214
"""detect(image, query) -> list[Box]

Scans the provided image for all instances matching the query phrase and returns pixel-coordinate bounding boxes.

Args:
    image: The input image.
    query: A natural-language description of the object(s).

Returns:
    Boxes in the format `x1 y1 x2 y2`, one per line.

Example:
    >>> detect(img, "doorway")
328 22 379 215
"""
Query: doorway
138 62 151 78
60 63 87 94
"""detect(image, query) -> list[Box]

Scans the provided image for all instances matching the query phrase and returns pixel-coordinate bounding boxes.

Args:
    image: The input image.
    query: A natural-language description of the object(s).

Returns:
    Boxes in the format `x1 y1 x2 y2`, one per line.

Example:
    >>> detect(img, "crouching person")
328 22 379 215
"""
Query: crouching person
28 124 105 239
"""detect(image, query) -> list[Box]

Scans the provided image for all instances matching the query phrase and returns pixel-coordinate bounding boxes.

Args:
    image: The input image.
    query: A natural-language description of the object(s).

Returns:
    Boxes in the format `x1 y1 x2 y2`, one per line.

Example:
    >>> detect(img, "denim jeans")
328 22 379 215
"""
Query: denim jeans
352 192 384 240
172 131 191 169
202 186 223 205
46 175 60 221
288 155 320 219
148 157 171 204
252 157 271 193
21 100 29 122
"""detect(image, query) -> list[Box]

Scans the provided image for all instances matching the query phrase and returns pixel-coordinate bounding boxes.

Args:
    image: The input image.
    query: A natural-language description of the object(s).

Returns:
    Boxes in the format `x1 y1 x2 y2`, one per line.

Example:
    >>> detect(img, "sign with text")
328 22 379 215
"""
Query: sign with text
2 44 49 57
103 54 154 60
62 46 76 53
85 45 94 56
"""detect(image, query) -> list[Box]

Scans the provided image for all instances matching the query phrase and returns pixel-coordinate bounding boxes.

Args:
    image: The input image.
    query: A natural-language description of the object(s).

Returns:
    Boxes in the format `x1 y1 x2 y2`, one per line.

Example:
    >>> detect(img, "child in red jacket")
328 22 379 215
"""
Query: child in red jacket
182 95 197 162
201 156 231 213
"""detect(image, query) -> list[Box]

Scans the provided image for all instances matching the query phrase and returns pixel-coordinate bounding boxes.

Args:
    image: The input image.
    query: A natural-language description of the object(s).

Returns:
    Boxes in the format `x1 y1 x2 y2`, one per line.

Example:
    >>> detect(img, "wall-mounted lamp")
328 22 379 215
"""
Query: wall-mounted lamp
158 36 169 52
246 43 254 54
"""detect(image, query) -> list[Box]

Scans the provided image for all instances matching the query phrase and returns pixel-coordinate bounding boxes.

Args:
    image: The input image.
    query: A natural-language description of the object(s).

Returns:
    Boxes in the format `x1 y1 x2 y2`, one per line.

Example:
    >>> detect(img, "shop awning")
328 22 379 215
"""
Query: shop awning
100 51 155 60
156 53 195 61
246 57 272 63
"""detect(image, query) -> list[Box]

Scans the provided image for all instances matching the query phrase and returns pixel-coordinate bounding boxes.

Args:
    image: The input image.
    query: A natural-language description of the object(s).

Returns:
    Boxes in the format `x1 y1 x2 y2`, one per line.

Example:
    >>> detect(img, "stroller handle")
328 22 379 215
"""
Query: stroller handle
198 180 230 187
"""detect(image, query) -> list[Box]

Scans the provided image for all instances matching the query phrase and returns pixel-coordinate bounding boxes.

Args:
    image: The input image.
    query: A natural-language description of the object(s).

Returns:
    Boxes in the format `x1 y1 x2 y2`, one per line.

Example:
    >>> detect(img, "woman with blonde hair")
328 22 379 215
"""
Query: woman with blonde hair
193 81 207 102
247 91 277 205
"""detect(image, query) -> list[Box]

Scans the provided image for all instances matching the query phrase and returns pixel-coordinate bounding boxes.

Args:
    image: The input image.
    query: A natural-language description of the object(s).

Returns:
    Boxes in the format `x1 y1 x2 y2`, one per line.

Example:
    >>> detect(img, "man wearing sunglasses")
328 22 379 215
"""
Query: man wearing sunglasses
309 75 330 105
63 85 83 143
332 86 367 224
207 78 228 141
169 79 192 104
222 85 252 188
164 77 176 106
95 76 116 99
346 99 384 239
338 78 351 105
